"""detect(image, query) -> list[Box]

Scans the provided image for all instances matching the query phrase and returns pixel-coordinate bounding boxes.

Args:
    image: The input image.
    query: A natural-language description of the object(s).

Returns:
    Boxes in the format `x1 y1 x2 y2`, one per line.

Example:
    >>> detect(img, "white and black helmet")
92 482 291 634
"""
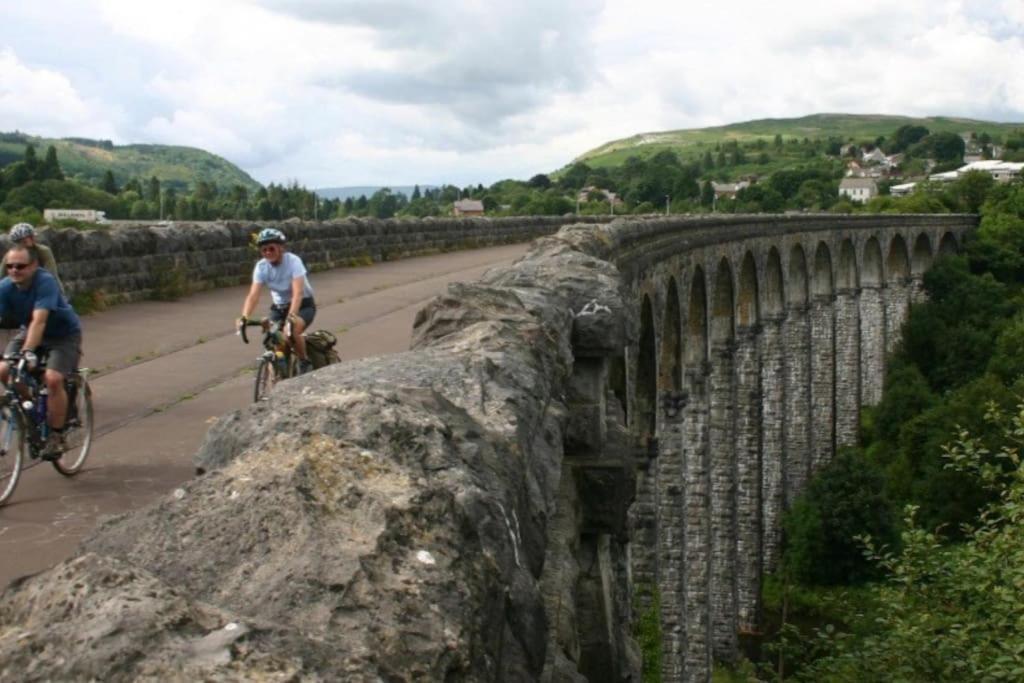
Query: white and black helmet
9 223 35 242
256 228 286 245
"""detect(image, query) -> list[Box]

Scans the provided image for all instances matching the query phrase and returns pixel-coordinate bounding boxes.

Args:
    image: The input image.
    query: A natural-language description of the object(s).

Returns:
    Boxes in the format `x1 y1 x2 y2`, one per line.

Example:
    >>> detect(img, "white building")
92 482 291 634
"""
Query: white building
929 160 1024 183
890 182 917 197
43 208 107 223
839 178 878 203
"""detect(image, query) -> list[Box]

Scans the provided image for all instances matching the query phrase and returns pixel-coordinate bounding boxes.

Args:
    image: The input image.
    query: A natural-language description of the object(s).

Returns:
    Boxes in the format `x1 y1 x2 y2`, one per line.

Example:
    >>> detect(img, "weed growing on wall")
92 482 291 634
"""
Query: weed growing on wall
69 288 109 314
149 262 190 301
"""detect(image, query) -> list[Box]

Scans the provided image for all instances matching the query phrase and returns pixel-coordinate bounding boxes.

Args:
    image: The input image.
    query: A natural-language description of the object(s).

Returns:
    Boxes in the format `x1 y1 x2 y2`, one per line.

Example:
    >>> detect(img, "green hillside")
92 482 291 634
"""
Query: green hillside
571 113 1024 170
0 132 261 193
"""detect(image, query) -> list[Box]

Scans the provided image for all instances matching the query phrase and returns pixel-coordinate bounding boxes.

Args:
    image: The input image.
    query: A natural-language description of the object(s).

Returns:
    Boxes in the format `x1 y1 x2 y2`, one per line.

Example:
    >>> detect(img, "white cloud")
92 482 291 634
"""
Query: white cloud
0 49 118 140
0 0 1021 187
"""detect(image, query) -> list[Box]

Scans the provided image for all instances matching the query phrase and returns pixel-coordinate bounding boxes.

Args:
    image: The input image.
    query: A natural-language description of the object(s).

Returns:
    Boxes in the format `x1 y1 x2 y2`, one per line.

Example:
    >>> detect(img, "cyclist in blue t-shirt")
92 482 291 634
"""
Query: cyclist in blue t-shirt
0 244 83 459
236 228 317 374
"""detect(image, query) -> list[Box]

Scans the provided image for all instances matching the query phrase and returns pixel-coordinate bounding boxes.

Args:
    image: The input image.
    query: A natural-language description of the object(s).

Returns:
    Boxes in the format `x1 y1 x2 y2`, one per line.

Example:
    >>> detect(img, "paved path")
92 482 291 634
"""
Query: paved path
0 244 528 585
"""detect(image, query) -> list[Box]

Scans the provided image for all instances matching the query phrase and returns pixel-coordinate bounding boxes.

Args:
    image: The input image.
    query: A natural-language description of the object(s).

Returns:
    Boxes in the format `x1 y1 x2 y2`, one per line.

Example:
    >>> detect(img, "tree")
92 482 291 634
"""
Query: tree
147 176 161 203
101 170 118 195
22 145 37 174
781 451 896 585
558 162 592 190
528 173 551 189
950 170 994 213
700 180 715 207
796 402 1024 682
890 125 929 153
38 146 63 181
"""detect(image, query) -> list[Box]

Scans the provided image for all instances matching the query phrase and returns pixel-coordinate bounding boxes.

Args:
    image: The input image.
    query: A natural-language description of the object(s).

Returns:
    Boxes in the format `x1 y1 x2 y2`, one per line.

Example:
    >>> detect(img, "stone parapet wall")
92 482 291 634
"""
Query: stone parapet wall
23 215 609 304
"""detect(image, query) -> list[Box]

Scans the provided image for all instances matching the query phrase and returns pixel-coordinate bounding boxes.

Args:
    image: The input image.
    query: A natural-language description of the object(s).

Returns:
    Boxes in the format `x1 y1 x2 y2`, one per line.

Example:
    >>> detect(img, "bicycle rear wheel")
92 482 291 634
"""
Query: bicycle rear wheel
0 406 27 505
53 373 93 476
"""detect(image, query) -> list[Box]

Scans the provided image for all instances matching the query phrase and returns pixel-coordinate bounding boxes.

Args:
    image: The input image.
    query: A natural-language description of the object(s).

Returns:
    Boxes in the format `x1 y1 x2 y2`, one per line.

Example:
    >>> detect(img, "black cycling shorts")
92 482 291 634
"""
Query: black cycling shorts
269 297 316 328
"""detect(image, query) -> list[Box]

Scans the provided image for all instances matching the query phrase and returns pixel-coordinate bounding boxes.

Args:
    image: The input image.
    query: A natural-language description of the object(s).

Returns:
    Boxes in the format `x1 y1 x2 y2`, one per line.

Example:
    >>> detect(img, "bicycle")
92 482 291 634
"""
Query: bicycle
0 353 94 506
240 318 296 402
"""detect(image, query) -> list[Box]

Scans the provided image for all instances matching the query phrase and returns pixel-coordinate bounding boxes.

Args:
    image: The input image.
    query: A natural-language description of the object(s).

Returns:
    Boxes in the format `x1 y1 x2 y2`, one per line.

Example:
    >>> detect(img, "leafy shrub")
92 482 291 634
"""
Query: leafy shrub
781 451 896 586
795 402 1024 682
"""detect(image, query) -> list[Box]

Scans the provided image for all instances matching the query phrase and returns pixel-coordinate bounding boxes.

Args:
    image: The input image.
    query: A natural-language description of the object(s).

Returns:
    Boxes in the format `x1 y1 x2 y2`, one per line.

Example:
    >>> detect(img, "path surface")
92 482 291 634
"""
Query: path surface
0 243 528 585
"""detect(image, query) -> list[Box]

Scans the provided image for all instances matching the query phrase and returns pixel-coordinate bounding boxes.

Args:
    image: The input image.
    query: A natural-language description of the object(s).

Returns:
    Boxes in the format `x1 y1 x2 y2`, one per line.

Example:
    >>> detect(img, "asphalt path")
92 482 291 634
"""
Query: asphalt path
0 243 528 585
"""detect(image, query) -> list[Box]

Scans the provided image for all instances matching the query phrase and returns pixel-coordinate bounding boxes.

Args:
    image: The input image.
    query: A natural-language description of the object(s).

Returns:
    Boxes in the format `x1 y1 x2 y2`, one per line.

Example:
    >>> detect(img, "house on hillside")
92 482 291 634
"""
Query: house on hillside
453 199 485 217
577 186 623 208
839 177 878 203
890 182 917 197
862 148 887 164
711 180 750 200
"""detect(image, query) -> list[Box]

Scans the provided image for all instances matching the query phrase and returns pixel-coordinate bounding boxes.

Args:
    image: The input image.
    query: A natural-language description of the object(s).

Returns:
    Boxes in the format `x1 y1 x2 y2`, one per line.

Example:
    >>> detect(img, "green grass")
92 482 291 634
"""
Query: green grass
565 113 1023 171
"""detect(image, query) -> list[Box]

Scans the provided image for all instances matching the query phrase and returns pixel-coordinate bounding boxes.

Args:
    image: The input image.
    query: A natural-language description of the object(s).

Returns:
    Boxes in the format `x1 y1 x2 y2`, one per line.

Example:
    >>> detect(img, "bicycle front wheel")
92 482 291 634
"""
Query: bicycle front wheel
53 374 93 476
0 405 27 505
254 357 275 402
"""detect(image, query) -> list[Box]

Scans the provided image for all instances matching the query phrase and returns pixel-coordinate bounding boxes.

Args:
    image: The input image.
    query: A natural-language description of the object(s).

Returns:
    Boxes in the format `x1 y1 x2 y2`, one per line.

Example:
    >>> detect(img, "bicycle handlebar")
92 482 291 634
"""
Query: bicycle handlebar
238 319 264 345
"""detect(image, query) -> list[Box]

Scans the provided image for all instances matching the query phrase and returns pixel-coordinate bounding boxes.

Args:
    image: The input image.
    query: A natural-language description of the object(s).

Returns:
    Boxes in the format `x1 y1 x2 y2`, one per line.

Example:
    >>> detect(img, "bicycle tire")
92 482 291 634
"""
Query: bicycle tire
53 374 93 476
254 357 275 402
0 406 27 505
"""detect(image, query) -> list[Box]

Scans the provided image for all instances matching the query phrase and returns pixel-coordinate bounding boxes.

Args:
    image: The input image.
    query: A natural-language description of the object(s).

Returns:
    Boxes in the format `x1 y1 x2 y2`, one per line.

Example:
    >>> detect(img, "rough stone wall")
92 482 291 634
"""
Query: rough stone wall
733 326 762 634
25 215 608 304
682 366 712 683
834 289 861 447
809 295 836 471
657 404 686 682
708 344 738 661
859 285 887 405
759 316 786 573
885 280 911 356
782 303 812 505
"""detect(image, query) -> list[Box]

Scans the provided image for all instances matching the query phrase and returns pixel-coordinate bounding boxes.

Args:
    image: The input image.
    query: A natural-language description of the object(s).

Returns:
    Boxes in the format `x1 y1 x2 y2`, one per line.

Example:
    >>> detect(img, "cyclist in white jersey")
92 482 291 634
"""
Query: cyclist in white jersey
236 228 316 374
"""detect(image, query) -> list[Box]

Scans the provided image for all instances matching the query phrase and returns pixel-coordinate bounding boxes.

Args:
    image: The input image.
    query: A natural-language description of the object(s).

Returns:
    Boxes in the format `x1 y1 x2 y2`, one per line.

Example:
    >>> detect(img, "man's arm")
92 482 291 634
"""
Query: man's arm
22 307 49 353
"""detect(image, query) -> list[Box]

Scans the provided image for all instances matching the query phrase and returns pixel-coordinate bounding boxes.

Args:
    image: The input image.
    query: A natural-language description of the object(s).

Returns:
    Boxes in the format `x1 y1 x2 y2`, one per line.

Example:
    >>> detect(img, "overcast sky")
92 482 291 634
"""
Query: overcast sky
1 0 1022 188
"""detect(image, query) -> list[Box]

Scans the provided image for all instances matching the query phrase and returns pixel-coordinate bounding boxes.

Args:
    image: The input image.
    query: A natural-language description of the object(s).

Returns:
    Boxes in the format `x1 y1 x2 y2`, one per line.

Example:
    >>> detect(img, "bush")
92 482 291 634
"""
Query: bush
781 451 896 586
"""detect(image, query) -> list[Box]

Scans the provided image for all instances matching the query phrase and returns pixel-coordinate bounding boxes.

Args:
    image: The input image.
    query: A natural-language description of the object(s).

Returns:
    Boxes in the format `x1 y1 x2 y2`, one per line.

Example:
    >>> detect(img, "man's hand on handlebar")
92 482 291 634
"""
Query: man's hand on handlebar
20 350 37 371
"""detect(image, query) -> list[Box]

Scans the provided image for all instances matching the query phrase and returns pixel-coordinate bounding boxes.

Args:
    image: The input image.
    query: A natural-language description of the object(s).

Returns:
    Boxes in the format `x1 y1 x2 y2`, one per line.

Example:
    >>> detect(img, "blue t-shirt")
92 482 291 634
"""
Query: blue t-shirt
0 268 81 338
253 252 314 305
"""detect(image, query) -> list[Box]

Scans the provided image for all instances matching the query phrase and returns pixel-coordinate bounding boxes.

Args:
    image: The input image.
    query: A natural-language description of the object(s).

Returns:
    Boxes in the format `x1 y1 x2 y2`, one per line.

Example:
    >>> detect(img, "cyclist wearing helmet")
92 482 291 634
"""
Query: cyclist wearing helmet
0 244 82 459
236 228 316 374
4 223 63 294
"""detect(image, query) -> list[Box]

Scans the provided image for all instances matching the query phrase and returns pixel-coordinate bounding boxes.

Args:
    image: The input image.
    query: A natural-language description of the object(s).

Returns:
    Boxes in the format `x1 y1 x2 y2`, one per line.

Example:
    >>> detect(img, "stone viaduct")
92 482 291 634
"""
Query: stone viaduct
598 213 973 681
0 213 977 682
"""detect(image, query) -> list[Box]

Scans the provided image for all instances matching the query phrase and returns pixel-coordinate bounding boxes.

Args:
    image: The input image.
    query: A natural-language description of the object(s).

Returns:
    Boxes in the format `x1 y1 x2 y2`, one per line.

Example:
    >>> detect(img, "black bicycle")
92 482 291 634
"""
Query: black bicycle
0 353 94 505
240 318 296 402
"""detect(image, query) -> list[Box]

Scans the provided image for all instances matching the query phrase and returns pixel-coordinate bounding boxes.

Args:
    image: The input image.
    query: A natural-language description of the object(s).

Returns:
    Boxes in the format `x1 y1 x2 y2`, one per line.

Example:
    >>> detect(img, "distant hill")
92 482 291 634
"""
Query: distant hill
570 113 1024 170
315 185 438 201
0 132 261 193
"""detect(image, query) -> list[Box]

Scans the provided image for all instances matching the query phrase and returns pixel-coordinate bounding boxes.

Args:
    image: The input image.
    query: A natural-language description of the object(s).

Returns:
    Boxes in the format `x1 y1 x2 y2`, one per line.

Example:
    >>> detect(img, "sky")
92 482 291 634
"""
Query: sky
1 0 1022 189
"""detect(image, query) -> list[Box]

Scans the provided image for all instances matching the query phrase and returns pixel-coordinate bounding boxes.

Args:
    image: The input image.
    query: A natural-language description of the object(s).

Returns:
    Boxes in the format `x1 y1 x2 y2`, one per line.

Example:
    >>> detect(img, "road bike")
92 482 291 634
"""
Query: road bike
0 353 94 506
240 318 296 402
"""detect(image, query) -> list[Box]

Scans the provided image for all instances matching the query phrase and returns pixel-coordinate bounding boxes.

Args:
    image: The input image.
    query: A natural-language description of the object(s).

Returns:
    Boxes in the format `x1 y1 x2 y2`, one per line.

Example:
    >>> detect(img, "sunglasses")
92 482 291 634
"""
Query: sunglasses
5 263 30 271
